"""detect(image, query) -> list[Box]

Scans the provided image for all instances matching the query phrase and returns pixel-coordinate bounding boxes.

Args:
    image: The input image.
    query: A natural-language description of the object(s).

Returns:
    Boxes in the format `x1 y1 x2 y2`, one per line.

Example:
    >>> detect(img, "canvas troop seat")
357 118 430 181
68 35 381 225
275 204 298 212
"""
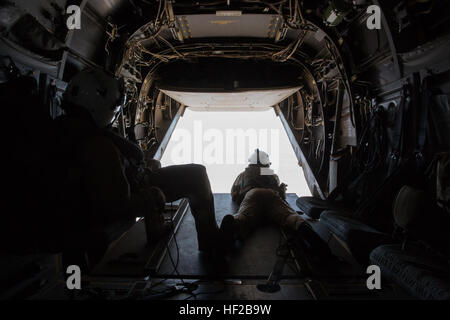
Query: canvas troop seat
314 169 422 265
370 244 450 300
320 211 392 264
295 197 347 219
369 184 450 300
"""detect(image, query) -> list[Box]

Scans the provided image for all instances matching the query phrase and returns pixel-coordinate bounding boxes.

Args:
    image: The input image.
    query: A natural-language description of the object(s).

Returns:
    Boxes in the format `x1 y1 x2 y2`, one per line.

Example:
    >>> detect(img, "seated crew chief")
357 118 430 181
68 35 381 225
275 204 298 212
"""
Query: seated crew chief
57 69 220 255
220 149 331 257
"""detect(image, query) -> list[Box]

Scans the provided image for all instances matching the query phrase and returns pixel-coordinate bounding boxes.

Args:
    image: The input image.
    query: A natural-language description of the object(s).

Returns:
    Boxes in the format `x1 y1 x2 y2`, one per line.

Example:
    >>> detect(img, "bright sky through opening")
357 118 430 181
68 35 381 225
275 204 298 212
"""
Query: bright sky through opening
160 109 312 196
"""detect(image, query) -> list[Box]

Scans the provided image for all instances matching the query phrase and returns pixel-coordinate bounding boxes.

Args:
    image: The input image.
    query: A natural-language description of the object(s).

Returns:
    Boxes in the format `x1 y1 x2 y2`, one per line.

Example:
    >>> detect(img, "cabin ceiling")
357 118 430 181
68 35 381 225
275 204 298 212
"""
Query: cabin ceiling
162 87 301 111
2 0 449 198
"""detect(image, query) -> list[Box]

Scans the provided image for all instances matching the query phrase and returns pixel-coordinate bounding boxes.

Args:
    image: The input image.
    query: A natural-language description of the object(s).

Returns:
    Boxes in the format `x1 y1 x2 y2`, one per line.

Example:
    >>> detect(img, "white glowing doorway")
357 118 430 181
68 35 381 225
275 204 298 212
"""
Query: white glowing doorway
160 108 311 197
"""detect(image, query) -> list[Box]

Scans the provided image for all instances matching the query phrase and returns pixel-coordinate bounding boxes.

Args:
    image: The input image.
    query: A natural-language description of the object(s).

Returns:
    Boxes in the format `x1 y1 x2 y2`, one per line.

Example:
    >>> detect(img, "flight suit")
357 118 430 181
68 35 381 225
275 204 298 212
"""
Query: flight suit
56 114 219 253
230 166 304 238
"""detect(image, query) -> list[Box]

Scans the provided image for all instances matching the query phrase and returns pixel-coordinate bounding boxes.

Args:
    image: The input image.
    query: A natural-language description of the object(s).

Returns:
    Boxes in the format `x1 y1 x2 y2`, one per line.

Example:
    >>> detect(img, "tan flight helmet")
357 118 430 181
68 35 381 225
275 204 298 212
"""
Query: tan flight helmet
64 69 125 128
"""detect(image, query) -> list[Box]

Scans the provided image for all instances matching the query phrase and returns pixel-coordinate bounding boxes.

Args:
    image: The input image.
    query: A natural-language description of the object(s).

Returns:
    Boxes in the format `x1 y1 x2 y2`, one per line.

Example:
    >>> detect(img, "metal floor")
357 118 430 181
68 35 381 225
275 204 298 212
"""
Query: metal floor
156 194 301 279
31 194 410 300
84 194 318 300
91 194 301 278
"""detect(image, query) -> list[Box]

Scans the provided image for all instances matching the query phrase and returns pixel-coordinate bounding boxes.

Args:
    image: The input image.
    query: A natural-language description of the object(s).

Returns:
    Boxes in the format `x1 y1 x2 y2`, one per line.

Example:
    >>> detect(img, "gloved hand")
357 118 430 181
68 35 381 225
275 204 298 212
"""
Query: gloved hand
146 159 162 172
279 183 288 200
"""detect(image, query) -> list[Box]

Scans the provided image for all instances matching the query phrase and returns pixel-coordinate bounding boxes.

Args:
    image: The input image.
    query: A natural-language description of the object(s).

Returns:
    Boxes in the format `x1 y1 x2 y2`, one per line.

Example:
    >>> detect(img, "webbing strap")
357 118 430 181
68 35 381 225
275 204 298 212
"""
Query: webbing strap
417 78 430 154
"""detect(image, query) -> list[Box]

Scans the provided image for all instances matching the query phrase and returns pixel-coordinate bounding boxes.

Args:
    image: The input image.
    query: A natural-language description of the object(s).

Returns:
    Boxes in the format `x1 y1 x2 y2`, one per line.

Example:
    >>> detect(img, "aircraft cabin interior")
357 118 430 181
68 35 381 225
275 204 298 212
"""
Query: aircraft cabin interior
0 0 449 302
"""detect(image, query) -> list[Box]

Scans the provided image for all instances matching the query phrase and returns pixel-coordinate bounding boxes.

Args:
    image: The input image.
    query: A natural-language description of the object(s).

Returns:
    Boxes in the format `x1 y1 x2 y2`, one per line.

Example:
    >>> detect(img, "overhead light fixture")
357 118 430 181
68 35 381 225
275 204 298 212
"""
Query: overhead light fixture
216 11 242 17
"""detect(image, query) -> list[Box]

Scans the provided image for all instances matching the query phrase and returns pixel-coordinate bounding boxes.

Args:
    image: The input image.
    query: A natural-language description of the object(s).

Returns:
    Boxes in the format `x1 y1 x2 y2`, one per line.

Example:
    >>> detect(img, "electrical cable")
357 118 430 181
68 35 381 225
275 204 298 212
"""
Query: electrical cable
141 202 204 300
183 283 226 301
352 108 386 174
325 39 356 128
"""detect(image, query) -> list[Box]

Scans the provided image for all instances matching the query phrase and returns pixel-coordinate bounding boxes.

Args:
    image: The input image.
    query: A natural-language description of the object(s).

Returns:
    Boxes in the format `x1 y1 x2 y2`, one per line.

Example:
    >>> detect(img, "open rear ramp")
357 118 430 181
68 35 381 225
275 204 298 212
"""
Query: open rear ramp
155 194 301 279
85 194 408 300
92 194 301 279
